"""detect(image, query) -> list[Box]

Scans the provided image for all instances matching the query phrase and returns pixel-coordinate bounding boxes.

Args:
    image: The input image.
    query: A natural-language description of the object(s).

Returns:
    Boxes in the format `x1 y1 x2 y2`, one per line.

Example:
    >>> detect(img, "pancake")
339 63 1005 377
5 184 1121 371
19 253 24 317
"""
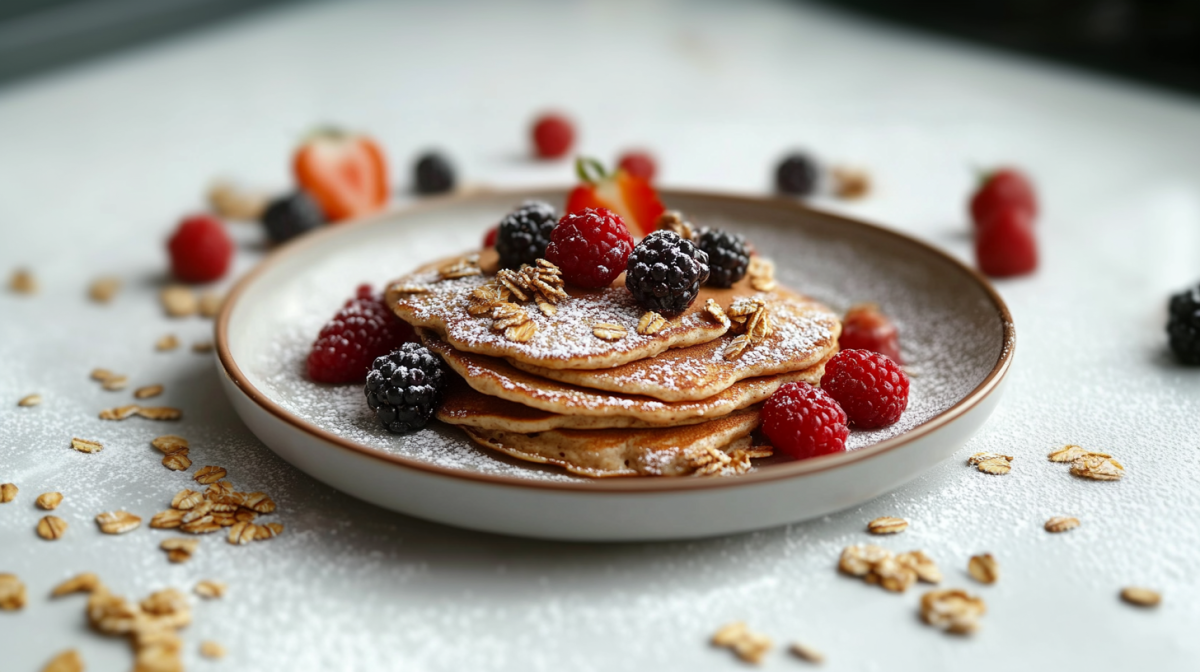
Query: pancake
388 251 773 370
422 329 832 425
460 407 769 477
509 290 840 401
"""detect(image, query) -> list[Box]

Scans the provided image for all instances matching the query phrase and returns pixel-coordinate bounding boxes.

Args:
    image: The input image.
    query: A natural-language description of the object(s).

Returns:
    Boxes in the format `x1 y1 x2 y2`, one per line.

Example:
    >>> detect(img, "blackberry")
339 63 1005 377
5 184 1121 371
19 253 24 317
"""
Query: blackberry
696 228 749 288
414 152 455 194
1167 285 1200 365
775 153 820 196
261 192 325 244
364 343 446 434
495 201 557 269
625 231 710 315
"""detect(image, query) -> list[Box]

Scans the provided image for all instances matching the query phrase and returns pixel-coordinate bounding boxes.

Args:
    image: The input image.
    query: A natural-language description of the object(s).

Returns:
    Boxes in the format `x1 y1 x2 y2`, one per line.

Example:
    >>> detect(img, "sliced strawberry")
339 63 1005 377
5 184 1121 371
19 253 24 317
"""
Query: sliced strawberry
565 158 664 238
294 128 389 223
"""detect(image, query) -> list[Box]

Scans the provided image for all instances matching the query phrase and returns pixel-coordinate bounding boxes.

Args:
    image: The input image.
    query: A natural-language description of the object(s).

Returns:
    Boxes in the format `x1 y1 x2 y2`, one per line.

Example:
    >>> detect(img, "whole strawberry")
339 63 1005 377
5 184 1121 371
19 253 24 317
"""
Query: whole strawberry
820 349 909 429
307 285 415 384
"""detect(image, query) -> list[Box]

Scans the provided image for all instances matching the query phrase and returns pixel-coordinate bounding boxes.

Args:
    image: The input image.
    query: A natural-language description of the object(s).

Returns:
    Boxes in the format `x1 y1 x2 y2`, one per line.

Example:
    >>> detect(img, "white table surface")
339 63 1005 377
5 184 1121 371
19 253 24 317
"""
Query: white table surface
2 1 1199 670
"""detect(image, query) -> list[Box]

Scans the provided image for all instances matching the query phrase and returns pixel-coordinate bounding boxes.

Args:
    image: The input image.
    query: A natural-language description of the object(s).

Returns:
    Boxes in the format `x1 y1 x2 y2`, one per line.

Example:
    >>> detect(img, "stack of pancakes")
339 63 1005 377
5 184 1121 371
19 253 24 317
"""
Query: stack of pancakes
385 249 841 478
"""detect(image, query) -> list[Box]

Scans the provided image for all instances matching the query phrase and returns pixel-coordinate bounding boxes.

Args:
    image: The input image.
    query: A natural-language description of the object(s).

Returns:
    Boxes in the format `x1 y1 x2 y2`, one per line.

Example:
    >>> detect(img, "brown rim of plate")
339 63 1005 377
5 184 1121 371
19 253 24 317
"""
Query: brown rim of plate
214 187 1015 493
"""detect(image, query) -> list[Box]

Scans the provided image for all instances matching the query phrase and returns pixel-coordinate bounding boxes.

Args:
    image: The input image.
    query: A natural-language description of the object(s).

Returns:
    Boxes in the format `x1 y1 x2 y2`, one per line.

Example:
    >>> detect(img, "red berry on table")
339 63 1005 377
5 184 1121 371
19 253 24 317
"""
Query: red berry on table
976 208 1037 277
617 151 657 182
167 214 233 283
819 349 909 429
307 284 415 384
545 207 634 289
294 128 390 223
531 113 575 159
565 157 665 238
969 167 1037 229
482 226 498 248
761 382 848 460
840 303 902 364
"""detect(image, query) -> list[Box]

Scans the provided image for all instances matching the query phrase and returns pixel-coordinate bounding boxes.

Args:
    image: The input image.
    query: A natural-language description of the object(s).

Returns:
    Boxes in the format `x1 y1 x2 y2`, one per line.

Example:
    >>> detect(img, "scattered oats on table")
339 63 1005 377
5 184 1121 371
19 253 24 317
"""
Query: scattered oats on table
160 285 198 317
162 452 192 471
88 276 121 303
1047 444 1090 463
789 640 825 664
37 515 69 540
0 573 27 610
194 579 226 599
192 340 214 353
199 291 223 318
101 375 129 391
1044 516 1080 533
967 452 1013 475
9 268 37 294
90 368 116 382
18 393 42 407
41 650 84 672
156 334 180 351
98 405 140 421
967 553 999 584
200 640 227 659
161 537 200 563
867 516 908 535
95 510 142 534
51 573 101 597
208 179 268 221
831 165 872 199
135 384 164 399
920 589 986 634
1071 454 1124 481
1120 587 1161 607
193 466 227 485
712 621 772 665
150 509 185 529
0 482 17 502
136 406 183 421
36 491 63 510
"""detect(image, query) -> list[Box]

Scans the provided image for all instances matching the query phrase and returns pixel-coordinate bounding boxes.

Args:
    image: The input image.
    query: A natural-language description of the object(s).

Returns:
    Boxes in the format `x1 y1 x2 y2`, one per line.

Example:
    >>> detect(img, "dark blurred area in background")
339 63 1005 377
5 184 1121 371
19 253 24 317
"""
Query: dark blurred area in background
1 0 1198 95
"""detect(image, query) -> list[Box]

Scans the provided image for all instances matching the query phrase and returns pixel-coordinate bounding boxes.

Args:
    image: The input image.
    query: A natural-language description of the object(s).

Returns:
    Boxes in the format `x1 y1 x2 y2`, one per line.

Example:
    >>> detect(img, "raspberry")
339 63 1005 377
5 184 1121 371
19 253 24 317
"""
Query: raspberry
625 230 709 314
531 113 574 159
1167 285 1200 365
696 228 749 288
495 201 558 269
618 151 657 181
776 153 820 196
840 303 902 364
414 152 455 194
307 285 415 384
970 168 1037 229
545 207 634 288
168 215 233 283
820 349 909 429
364 343 446 434
761 382 848 459
976 208 1037 277
261 192 325 244
483 226 498 248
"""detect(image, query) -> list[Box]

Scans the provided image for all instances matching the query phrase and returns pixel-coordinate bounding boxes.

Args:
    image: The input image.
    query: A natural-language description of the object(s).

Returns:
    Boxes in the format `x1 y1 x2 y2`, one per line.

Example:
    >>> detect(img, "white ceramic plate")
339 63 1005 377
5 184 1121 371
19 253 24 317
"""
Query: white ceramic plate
216 189 1014 541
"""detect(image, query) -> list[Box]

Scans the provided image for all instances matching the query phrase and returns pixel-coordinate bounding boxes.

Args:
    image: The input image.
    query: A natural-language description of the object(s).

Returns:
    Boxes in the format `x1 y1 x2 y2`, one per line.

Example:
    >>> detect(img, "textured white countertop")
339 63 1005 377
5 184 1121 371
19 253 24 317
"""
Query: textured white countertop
2 1 1199 670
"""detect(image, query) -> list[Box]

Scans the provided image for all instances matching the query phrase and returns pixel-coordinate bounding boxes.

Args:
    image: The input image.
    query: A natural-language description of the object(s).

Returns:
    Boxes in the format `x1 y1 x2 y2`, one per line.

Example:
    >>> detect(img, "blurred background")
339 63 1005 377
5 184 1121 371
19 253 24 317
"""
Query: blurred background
4 0 1199 92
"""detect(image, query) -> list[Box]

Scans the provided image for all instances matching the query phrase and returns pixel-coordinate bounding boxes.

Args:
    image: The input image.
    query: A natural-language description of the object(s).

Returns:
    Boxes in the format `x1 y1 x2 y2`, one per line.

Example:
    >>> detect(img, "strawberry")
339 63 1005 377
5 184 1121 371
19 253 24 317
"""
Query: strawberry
565 158 664 238
293 128 389 223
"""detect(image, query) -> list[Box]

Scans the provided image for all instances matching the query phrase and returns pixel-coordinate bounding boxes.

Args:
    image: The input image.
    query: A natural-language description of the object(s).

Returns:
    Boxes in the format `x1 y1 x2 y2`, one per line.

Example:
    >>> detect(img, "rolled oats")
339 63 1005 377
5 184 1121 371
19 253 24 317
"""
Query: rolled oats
873 556 918 592
18 393 42 407
243 492 276 514
1 482 17 502
91 368 117 382
193 466 227 485
789 641 824 664
38 515 69 540
171 489 204 510
831 165 872 199
867 516 908 535
592 323 628 341
1044 516 1080 533
655 211 695 240
439 256 482 280
135 384 165 399
137 403 181 420
192 341 214 353
9 268 37 294
99 405 140 420
199 640 227 659
636 311 667 335
162 453 192 471
704 299 731 328
968 452 1013 475
155 334 180 351
89 276 122 303
180 519 220 535
747 257 776 292
150 510 185 529
255 522 284 540
160 285 198 318
152 435 189 454
101 375 129 391
207 179 268 220
504 320 537 343
194 580 226 599
896 550 942 584
41 650 84 672
51 573 101 597
36 491 63 510
712 621 772 665
204 480 234 499
967 553 999 585
492 302 531 330
0 573 26 610
838 544 892 577
1071 454 1124 481
87 588 139 634
723 334 751 360
920 589 986 635
1120 587 1161 607
227 521 257 545
1047 444 1089 463
96 510 142 535
198 291 223 318
182 501 214 523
